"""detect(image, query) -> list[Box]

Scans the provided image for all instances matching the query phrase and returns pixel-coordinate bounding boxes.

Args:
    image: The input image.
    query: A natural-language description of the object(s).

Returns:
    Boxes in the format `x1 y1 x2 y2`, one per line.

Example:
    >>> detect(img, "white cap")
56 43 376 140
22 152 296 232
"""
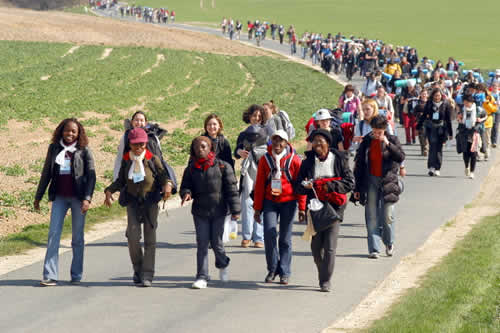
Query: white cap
314 109 333 121
271 129 289 142
496 69 500 76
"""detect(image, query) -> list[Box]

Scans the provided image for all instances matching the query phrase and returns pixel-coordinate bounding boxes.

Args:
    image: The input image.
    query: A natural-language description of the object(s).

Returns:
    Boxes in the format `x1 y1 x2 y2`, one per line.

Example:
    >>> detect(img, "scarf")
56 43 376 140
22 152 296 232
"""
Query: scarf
432 101 443 111
463 104 477 129
55 139 77 166
272 147 288 179
128 149 146 180
193 151 215 171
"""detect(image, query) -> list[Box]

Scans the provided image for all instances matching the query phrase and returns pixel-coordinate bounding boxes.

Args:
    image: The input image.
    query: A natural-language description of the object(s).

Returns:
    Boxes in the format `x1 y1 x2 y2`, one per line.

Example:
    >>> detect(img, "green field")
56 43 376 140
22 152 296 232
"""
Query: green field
0 40 342 164
135 0 500 70
365 214 500 333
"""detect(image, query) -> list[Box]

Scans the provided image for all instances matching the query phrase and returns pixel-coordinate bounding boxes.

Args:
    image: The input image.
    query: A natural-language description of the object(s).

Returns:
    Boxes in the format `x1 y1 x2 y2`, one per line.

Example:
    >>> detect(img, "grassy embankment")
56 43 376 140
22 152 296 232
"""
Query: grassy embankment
137 0 500 70
0 40 342 256
365 214 500 333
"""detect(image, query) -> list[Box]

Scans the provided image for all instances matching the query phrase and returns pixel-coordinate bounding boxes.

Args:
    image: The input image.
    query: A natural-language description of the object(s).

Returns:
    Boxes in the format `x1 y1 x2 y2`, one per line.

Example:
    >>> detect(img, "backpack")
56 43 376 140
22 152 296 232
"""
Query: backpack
263 151 294 184
276 110 295 140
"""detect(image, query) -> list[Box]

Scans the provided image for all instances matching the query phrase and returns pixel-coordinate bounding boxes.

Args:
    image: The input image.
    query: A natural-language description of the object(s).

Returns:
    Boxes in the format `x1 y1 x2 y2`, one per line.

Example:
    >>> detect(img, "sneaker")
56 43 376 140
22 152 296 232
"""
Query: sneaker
279 276 289 285
192 279 207 289
320 286 331 293
465 168 470 177
368 252 379 259
386 244 395 257
142 280 152 287
219 267 229 282
241 240 251 248
253 241 264 248
492 143 497 148
428 168 435 176
469 172 475 179
264 272 277 283
434 170 440 176
40 279 57 286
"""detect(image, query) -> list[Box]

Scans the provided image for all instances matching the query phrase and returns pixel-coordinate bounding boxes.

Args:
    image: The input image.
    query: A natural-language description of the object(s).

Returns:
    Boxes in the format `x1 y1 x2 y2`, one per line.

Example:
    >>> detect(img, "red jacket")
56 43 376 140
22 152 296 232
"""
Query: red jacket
253 144 306 211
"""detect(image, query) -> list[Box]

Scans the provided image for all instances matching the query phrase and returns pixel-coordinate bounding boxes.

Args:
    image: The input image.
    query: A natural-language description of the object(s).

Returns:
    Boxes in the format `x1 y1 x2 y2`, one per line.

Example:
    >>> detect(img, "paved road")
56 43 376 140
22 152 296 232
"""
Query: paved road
0 7 496 333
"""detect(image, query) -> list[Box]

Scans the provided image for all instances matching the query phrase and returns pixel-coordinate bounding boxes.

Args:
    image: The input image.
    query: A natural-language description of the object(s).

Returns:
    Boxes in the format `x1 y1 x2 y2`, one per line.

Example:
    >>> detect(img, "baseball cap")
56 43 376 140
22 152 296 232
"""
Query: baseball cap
271 129 289 142
128 128 148 144
314 109 333 121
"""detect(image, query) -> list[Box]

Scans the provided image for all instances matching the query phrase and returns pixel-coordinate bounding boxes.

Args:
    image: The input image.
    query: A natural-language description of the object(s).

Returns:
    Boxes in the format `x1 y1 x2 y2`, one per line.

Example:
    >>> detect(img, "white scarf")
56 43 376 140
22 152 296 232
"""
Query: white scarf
272 147 288 179
55 139 77 166
432 101 443 111
463 104 477 129
128 149 146 180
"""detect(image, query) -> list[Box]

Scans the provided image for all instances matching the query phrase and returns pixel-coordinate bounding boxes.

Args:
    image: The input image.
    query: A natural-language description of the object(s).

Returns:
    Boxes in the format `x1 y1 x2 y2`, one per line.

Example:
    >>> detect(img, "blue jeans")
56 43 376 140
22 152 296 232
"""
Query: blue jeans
193 215 229 280
43 196 86 281
240 195 263 243
365 175 395 254
263 199 297 278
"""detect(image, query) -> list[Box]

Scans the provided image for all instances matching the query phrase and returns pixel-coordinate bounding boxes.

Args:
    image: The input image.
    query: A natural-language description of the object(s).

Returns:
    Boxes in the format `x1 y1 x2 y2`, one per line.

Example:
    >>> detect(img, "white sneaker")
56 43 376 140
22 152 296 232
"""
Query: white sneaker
434 170 440 176
469 172 475 179
465 168 470 177
219 267 229 282
428 168 435 176
368 252 379 259
192 279 207 289
386 244 395 257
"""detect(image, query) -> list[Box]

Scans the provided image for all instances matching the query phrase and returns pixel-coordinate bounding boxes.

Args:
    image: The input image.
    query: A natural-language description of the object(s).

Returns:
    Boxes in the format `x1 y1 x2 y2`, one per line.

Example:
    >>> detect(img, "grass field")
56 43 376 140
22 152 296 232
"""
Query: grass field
365 214 500 333
0 40 342 164
135 0 500 70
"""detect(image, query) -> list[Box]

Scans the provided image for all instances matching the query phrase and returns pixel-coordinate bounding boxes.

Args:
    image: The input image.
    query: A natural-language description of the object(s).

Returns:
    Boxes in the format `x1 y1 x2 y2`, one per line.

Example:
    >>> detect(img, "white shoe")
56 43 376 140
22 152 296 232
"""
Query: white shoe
192 279 207 289
434 170 440 176
368 252 379 259
465 168 470 177
386 244 395 257
469 172 475 179
219 267 229 282
428 168 435 176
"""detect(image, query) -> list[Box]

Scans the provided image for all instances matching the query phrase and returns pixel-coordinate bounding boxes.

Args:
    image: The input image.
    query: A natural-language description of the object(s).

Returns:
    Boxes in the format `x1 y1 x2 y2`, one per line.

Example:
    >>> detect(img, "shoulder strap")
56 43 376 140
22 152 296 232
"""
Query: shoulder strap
147 155 158 178
360 120 365 135
263 152 293 183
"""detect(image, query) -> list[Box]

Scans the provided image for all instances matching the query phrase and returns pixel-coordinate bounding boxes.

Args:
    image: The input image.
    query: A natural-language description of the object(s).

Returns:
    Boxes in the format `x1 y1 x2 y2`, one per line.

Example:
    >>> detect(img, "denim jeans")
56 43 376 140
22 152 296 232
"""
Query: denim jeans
263 199 297 278
491 112 499 145
240 194 263 243
193 215 230 280
43 196 86 281
365 175 395 254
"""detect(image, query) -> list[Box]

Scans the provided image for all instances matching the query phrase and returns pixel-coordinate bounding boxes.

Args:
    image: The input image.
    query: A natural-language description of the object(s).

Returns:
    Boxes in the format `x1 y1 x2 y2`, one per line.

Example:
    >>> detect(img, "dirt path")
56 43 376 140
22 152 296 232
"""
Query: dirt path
0 7 272 56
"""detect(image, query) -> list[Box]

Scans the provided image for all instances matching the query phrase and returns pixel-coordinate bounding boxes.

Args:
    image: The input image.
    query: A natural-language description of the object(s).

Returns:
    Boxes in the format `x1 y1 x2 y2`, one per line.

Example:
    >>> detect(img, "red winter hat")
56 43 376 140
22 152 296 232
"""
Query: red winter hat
128 128 148 144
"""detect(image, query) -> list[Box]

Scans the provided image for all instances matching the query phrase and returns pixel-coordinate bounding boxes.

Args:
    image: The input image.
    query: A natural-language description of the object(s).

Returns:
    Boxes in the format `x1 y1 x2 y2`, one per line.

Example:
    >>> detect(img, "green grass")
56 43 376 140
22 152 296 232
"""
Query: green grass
0 40 342 165
0 164 27 176
136 0 500 69
365 214 500 333
0 204 125 257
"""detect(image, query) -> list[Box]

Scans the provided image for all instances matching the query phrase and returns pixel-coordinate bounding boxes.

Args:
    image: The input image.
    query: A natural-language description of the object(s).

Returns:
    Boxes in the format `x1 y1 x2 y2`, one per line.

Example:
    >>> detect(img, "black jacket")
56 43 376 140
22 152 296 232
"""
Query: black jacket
295 149 354 221
35 143 96 202
203 133 235 170
354 133 405 204
180 159 241 218
416 100 453 142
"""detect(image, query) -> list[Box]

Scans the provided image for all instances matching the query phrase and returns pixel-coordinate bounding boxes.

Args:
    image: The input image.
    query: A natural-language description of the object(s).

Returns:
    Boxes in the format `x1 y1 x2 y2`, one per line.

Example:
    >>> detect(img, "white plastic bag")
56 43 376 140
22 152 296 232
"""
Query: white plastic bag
222 215 231 243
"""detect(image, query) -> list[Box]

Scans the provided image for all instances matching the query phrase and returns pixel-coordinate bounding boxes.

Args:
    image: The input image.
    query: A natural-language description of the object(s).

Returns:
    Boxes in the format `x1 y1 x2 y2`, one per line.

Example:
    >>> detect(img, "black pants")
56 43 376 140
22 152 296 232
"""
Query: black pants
463 142 477 172
311 222 340 289
427 139 443 170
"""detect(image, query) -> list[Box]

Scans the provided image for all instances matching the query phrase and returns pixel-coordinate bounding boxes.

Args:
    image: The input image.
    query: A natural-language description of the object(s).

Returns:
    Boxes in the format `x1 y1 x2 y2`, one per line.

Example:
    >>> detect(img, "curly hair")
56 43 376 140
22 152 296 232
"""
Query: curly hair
51 118 88 148
242 104 264 124
204 113 224 136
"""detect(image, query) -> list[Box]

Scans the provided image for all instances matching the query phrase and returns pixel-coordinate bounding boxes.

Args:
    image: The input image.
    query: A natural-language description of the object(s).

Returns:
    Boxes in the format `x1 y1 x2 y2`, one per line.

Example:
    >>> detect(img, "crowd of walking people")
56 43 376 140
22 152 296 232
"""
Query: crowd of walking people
32 12 499 293
116 4 176 24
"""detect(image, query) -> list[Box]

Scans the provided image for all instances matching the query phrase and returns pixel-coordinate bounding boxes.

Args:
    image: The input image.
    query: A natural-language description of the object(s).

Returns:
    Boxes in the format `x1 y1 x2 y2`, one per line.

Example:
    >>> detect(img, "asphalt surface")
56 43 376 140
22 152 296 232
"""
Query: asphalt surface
0 7 496 333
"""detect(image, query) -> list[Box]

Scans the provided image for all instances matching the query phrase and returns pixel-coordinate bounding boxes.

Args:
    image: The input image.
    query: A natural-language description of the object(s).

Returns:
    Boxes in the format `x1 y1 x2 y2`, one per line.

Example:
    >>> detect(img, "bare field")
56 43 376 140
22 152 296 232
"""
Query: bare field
0 7 272 56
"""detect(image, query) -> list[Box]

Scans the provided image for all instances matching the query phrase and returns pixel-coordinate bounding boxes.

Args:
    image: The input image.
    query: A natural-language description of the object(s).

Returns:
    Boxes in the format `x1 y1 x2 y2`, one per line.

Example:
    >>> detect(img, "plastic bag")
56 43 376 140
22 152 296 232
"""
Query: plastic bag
229 219 238 240
222 215 231 243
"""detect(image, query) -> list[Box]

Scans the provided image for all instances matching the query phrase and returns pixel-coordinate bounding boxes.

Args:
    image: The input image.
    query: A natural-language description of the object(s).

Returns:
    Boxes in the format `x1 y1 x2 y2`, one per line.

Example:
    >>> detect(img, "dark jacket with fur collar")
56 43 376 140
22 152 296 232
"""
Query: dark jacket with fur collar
354 133 405 203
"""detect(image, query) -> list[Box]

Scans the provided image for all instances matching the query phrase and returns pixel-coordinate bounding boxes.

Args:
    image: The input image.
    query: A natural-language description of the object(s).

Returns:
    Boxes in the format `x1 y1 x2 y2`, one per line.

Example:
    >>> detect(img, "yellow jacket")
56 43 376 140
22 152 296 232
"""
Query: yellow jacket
385 63 402 75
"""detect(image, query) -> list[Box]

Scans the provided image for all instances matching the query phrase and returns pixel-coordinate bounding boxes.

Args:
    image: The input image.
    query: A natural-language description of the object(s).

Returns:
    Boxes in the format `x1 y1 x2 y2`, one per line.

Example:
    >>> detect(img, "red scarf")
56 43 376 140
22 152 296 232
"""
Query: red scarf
193 151 215 171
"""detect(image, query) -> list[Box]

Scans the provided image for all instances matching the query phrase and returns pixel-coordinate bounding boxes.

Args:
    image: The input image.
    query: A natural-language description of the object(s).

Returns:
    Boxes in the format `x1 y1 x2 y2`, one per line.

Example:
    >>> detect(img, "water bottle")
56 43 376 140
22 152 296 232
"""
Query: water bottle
229 219 238 240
